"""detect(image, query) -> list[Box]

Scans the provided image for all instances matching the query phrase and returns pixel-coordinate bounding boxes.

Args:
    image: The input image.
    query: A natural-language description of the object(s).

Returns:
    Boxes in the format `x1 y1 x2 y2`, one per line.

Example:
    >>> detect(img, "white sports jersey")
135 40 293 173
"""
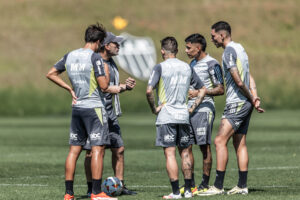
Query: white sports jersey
188 54 223 113
148 58 204 125
222 41 250 105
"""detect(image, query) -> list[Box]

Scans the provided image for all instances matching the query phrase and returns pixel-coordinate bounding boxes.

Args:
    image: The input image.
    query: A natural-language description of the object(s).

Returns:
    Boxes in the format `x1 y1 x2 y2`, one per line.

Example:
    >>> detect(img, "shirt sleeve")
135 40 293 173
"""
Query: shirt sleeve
54 53 68 72
148 64 162 88
190 67 204 89
91 53 105 77
208 60 224 86
223 47 237 69
190 59 197 68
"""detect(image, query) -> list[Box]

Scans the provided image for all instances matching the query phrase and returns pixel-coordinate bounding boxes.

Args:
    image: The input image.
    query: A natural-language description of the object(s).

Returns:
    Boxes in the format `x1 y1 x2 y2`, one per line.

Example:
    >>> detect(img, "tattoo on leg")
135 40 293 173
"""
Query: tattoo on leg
203 161 212 176
183 160 192 179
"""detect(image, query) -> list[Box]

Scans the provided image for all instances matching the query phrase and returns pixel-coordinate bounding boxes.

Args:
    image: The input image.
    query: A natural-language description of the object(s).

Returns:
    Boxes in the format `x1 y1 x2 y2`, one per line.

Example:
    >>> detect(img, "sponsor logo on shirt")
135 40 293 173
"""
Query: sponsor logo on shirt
73 79 86 84
174 113 186 120
170 75 188 85
70 63 86 71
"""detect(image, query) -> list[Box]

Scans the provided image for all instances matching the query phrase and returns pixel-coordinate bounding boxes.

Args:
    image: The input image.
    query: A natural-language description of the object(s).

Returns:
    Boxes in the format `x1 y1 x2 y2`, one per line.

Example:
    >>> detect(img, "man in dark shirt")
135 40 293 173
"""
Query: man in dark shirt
83 32 136 196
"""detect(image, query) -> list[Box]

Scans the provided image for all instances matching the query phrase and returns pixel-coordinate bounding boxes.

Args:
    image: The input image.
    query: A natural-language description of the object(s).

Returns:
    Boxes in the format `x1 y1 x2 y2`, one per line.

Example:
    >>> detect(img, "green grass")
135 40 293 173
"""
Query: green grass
0 110 300 200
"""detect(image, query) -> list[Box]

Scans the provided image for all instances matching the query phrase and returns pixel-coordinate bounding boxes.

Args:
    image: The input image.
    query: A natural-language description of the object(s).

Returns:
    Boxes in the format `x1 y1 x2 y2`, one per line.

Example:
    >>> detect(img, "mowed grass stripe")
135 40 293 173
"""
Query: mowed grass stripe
0 110 300 199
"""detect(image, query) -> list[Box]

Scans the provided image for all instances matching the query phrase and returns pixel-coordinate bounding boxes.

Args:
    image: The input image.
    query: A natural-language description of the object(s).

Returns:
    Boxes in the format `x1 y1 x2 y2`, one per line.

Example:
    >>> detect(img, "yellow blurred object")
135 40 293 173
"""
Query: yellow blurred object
112 16 128 30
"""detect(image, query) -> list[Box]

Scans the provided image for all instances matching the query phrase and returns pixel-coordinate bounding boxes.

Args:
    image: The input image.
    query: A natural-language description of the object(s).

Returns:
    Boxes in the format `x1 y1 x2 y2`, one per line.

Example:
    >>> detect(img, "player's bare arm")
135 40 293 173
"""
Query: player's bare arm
98 62 110 90
146 86 163 115
190 84 224 98
103 77 136 94
250 74 265 113
229 67 254 102
205 83 224 96
188 86 206 114
46 67 77 104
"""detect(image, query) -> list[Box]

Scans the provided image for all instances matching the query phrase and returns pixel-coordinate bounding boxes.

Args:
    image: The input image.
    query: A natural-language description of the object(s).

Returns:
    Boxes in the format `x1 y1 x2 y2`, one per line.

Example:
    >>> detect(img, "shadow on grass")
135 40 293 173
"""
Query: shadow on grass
76 195 89 200
249 188 265 193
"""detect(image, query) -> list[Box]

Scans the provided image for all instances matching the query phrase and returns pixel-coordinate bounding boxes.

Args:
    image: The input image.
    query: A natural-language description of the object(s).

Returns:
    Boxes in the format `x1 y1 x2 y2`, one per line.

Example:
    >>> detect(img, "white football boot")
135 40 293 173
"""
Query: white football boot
227 186 248 195
163 193 182 199
197 185 225 196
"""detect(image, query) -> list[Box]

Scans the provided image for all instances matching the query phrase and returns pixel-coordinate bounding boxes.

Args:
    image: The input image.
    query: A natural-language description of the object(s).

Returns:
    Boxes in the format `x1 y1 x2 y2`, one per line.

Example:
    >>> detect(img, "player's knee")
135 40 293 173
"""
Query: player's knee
214 136 222 147
164 149 176 159
92 147 105 157
117 147 124 158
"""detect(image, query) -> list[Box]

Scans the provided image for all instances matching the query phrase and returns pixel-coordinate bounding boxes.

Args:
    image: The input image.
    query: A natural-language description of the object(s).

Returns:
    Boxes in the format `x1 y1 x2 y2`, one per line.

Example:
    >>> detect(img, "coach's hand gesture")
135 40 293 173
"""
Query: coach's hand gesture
125 77 136 90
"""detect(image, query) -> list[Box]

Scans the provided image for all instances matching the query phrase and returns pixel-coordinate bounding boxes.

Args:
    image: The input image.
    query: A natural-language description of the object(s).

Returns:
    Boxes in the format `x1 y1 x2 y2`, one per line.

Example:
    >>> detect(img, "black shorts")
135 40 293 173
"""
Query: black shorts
189 111 215 145
83 108 124 150
70 107 110 147
155 123 192 148
222 101 253 134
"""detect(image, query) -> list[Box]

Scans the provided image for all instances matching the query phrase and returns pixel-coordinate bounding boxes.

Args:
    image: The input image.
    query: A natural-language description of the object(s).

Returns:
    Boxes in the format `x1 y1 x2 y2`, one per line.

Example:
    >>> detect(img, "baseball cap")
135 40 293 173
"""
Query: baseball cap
102 32 124 46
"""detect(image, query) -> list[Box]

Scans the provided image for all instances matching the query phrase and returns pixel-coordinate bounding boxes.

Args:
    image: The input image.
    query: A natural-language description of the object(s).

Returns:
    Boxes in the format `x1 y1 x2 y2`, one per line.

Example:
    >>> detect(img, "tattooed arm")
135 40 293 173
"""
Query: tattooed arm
188 86 206 114
229 67 253 100
146 64 162 115
249 74 265 113
146 86 163 115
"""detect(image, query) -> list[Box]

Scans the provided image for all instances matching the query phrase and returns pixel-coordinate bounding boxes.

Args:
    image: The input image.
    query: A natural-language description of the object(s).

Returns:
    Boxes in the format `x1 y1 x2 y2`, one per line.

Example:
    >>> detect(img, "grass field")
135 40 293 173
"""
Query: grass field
0 110 300 200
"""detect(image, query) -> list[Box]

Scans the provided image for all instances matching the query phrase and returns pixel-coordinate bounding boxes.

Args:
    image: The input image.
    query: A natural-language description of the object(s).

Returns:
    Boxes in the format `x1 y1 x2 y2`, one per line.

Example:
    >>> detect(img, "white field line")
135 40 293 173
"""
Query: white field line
0 166 298 181
228 166 300 171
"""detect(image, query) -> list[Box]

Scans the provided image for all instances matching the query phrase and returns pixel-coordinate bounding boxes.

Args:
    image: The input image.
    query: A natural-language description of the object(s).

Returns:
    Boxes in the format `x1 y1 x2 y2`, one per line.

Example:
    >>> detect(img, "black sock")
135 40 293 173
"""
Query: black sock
170 180 180 195
87 182 92 193
201 174 210 187
214 170 225 189
92 179 102 195
65 180 74 195
237 171 248 188
191 173 195 187
121 180 125 188
184 179 192 192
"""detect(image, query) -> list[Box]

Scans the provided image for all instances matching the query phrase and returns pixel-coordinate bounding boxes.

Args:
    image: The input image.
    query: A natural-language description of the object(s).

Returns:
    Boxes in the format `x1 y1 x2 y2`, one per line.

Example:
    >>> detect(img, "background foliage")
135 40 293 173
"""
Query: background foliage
1 0 299 115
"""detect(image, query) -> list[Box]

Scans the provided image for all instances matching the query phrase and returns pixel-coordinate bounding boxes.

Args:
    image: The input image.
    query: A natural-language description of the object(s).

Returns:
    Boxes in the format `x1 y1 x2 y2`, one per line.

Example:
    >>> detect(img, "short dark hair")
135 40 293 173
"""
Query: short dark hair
185 33 207 51
160 36 178 54
211 21 231 35
84 22 107 43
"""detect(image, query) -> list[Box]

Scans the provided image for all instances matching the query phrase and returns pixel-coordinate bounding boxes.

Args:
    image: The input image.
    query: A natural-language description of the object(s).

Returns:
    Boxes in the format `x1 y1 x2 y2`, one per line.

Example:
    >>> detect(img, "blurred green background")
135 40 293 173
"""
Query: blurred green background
1 0 299 116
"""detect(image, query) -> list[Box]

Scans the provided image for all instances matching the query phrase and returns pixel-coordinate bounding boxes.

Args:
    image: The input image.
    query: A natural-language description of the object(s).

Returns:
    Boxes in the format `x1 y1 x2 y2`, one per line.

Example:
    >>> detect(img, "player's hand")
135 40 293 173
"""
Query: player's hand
154 104 164 115
188 108 194 114
126 77 136 90
70 89 77 105
253 97 265 113
188 90 198 99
